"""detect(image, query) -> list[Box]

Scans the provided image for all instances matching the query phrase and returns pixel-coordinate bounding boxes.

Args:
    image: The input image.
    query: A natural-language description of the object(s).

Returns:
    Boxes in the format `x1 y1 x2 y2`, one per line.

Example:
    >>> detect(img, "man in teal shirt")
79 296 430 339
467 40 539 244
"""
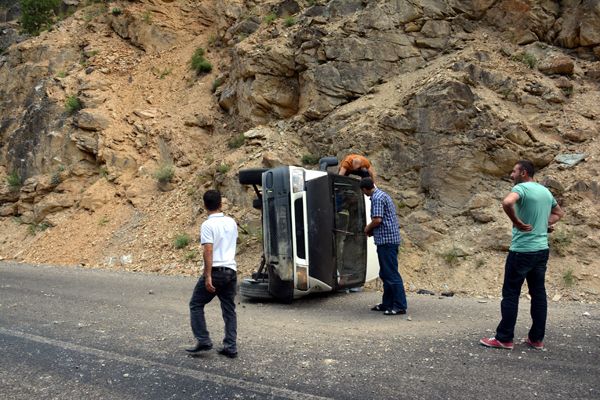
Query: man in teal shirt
481 160 564 350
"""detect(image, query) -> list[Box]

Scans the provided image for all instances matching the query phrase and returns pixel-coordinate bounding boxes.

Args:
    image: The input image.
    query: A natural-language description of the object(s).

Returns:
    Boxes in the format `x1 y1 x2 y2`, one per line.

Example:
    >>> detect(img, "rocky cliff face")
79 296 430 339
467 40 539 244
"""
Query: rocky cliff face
0 0 599 301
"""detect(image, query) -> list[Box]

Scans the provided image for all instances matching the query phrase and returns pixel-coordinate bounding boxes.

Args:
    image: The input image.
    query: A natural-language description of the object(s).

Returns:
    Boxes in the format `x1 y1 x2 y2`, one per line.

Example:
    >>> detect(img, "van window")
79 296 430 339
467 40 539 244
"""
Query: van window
294 198 305 259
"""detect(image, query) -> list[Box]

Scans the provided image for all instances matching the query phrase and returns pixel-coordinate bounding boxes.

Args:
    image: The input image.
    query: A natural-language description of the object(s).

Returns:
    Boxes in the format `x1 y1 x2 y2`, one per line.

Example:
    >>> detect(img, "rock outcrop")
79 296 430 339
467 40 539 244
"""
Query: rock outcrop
0 0 598 299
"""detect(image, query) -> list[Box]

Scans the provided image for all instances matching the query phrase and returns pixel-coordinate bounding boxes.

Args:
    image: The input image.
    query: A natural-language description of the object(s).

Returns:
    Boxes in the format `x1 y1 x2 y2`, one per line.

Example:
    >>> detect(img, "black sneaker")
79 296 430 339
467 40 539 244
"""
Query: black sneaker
383 309 406 316
217 348 238 359
185 343 213 354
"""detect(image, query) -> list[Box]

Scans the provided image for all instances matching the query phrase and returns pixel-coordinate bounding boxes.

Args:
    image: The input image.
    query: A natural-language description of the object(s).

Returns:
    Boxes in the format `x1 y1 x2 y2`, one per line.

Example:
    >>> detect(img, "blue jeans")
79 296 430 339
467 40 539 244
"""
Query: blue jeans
377 244 407 311
496 249 549 342
189 268 237 352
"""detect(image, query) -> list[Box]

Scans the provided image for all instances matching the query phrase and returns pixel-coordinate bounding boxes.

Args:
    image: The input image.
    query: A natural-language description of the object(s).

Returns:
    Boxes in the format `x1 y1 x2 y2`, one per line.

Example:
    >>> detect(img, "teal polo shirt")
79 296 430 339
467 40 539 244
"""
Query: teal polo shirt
510 182 558 252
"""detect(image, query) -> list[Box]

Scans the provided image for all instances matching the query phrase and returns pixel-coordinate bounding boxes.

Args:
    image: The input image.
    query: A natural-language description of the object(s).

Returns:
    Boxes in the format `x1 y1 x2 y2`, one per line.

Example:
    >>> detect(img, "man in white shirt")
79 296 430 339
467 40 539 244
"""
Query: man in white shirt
186 190 239 358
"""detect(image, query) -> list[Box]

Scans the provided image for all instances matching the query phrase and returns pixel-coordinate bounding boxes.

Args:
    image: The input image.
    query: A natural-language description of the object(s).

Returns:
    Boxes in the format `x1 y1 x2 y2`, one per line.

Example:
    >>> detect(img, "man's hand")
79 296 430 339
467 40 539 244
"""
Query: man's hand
205 275 216 293
514 221 533 231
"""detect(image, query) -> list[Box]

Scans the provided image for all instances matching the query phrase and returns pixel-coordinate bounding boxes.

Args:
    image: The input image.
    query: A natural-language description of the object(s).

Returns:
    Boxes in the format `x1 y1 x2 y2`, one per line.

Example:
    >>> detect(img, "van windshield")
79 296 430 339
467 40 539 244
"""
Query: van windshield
333 181 367 286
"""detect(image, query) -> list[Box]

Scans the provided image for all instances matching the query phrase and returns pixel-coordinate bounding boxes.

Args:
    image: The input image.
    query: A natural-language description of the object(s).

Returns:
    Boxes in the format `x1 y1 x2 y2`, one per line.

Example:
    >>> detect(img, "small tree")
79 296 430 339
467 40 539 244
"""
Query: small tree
19 0 60 35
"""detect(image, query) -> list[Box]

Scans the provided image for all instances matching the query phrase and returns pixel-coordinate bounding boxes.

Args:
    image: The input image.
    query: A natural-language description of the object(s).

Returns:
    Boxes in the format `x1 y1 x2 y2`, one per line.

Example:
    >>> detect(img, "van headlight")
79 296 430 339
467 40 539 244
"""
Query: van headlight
296 265 308 290
291 169 305 193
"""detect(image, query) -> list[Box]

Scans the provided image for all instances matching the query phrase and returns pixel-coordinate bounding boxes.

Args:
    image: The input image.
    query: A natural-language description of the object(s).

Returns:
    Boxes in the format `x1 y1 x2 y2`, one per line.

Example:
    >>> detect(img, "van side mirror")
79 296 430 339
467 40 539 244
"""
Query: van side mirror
318 156 338 171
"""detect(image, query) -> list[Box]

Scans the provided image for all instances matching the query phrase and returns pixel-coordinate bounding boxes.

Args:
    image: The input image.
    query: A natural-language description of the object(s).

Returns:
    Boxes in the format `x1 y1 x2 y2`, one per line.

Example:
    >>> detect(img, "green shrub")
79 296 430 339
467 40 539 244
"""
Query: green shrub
50 172 61 186
27 222 50 236
141 10 152 24
111 7 122 16
174 233 191 249
6 171 22 191
19 0 60 35
65 95 82 114
56 71 67 78
264 13 277 25
154 164 175 184
563 269 575 287
284 16 296 27
190 47 212 74
511 52 537 69
152 67 172 79
301 154 320 165
185 249 198 261
227 133 246 149
441 247 461 266
217 163 230 174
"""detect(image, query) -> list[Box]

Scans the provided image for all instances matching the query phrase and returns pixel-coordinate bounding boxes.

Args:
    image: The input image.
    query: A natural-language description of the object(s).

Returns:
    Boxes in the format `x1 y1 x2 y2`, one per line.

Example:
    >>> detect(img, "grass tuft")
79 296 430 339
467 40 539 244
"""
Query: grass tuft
511 52 537 69
301 154 320 165
65 95 83 114
174 233 191 249
227 133 246 149
191 47 212 74
217 163 230 174
153 164 175 185
562 269 575 287
6 171 22 191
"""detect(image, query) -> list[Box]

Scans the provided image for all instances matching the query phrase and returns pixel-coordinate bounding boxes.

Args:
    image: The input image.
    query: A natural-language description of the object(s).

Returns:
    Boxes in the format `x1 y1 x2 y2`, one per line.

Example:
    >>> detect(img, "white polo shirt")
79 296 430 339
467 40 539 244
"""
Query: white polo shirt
200 213 238 271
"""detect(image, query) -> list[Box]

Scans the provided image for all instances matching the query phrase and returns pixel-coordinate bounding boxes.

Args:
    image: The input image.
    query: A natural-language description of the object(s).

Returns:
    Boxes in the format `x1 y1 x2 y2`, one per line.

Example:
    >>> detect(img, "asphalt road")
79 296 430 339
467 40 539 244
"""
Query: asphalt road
1 262 598 400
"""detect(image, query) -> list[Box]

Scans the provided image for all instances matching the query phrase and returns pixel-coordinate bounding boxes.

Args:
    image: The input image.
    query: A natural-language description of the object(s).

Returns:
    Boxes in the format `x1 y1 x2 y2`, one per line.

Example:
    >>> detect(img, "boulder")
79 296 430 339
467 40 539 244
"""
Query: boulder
275 0 300 18
0 202 17 216
79 179 116 211
108 10 177 53
124 176 155 208
579 1 600 47
403 224 444 249
538 56 574 75
73 111 110 131
0 184 20 203
33 192 76 222
71 130 98 155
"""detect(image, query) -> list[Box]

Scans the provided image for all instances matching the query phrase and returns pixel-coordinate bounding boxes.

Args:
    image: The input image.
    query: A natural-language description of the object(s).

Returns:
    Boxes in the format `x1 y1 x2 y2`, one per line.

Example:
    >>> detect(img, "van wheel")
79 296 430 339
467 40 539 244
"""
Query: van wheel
239 278 272 300
239 168 268 185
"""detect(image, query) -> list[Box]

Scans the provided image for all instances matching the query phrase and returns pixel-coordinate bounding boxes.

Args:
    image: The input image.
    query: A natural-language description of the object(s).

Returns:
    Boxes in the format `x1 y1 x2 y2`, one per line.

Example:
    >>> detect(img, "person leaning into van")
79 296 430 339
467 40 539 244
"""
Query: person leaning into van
360 178 408 315
186 190 239 358
339 154 376 181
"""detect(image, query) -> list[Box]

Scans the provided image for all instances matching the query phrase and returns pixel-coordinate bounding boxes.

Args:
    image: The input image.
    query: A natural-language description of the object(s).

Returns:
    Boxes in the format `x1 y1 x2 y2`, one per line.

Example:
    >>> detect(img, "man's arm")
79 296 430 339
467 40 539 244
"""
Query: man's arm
502 192 532 231
338 166 348 176
202 243 216 293
364 217 382 237
547 204 564 232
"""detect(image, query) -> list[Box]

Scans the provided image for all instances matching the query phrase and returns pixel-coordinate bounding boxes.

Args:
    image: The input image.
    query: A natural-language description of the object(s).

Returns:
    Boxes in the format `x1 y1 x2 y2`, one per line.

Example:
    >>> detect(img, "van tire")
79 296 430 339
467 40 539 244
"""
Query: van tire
240 278 272 300
239 168 268 185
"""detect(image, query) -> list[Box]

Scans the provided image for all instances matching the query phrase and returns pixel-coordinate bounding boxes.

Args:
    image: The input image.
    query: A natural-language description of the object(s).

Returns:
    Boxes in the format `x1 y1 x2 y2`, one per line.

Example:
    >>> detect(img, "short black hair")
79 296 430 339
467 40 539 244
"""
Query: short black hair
516 160 535 177
359 177 375 190
203 190 222 211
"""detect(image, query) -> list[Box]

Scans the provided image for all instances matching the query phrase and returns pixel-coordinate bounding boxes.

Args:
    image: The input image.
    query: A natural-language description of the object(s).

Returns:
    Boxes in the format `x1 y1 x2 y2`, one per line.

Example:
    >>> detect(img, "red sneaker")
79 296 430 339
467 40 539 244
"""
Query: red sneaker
479 337 514 350
525 337 544 350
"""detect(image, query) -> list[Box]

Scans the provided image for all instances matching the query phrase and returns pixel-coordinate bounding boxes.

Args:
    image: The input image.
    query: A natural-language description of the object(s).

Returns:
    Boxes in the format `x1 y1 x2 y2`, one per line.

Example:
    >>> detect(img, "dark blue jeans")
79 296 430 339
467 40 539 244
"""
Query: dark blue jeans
377 244 408 311
189 268 237 352
496 249 549 343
